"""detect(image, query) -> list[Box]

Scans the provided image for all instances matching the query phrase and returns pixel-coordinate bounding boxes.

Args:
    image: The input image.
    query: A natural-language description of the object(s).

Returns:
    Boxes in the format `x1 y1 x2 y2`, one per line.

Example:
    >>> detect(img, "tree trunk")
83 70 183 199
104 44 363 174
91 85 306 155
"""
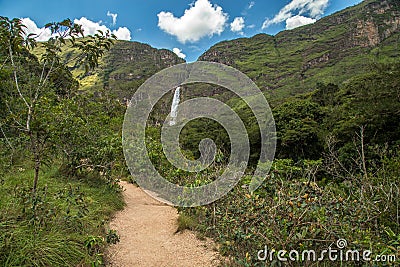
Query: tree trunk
33 155 40 193
30 131 41 194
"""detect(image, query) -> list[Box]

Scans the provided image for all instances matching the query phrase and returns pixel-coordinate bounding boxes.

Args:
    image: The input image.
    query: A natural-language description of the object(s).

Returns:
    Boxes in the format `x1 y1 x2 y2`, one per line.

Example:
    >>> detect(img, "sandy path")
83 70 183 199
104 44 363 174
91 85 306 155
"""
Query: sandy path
105 181 220 267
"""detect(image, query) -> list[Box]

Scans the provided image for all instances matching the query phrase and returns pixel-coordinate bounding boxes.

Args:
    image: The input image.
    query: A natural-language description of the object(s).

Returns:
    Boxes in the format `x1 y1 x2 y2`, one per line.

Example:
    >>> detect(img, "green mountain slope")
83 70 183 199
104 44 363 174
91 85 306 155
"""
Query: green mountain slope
198 0 400 101
34 40 185 99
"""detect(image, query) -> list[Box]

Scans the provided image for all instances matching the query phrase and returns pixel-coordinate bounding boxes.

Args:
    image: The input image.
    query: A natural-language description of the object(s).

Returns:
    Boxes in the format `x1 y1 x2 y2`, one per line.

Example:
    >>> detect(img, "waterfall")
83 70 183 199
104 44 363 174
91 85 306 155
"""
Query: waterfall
169 86 180 126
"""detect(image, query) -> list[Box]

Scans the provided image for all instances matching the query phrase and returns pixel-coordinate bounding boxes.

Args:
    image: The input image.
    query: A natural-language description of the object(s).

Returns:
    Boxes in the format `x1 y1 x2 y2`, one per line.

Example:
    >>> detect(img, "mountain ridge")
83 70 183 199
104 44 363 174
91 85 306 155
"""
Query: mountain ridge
198 0 400 100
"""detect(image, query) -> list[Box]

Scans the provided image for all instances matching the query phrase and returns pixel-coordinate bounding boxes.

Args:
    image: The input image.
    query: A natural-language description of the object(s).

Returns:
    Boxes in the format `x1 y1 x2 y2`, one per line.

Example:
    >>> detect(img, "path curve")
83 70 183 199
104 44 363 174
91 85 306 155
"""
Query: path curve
105 181 220 267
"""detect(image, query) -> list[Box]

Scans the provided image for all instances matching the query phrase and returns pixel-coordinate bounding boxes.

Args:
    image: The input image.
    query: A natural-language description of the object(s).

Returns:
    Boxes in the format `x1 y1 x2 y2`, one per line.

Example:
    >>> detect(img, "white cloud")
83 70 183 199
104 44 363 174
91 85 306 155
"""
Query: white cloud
241 1 255 16
107 11 118 26
189 45 201 51
172 48 186 59
285 15 316 29
21 18 52 41
262 0 328 29
74 17 109 35
21 17 132 42
230 17 245 34
157 0 228 43
74 17 131 40
248 1 255 9
112 27 131 40
247 24 256 29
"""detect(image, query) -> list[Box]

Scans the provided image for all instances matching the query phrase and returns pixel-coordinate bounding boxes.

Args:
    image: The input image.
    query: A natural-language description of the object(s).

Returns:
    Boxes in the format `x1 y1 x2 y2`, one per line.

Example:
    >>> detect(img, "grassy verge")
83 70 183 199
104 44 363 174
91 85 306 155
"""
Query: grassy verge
0 166 124 266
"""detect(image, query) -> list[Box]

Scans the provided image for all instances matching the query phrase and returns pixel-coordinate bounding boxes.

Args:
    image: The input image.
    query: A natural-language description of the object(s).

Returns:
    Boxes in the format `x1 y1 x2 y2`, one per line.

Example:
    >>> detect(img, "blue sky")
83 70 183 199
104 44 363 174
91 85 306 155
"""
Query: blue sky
0 0 363 62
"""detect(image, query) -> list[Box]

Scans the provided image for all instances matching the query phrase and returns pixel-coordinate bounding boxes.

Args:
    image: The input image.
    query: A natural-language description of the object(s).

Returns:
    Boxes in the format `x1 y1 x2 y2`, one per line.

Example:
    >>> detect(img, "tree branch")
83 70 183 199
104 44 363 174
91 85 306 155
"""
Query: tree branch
0 122 14 151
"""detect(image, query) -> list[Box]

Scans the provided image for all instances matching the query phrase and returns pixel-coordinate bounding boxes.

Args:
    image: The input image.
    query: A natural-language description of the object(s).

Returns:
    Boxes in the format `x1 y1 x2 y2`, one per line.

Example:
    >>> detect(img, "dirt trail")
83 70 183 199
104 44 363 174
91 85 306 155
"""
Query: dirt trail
105 181 220 267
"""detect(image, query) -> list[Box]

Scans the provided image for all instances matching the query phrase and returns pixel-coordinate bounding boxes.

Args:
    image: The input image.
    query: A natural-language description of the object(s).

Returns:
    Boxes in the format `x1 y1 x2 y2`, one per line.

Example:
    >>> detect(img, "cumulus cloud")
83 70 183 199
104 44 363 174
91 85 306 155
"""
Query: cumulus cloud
112 27 131 40
172 48 186 59
157 0 228 43
74 17 131 40
73 17 109 35
20 17 131 42
285 15 316 29
107 11 118 26
262 0 328 29
21 18 52 41
230 17 245 34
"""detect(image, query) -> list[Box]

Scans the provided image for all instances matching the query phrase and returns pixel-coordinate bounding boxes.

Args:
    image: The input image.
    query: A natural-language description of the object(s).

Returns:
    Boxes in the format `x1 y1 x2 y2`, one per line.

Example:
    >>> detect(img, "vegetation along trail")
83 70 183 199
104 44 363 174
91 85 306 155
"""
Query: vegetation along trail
105 181 220 267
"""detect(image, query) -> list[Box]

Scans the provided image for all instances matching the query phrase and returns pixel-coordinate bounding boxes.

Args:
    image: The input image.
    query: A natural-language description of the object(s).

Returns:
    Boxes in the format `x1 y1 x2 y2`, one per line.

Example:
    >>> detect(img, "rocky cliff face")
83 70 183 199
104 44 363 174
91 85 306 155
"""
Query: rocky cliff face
198 0 400 100
350 0 400 47
353 20 381 47
101 41 184 99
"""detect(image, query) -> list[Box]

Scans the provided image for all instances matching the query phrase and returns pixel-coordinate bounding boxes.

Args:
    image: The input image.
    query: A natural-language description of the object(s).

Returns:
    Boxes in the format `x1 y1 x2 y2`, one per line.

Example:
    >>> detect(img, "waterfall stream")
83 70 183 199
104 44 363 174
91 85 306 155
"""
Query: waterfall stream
169 86 180 126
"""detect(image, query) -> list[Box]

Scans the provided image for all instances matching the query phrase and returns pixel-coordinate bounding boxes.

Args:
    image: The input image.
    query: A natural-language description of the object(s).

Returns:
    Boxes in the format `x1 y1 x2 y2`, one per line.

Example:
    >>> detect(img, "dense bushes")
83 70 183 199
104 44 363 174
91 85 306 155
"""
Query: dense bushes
170 63 400 266
178 151 399 266
0 17 126 266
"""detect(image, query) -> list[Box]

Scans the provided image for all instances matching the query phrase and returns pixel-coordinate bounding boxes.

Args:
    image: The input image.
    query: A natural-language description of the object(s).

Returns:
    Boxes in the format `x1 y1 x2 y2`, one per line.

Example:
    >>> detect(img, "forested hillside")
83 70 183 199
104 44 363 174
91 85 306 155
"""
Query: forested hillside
33 39 185 99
